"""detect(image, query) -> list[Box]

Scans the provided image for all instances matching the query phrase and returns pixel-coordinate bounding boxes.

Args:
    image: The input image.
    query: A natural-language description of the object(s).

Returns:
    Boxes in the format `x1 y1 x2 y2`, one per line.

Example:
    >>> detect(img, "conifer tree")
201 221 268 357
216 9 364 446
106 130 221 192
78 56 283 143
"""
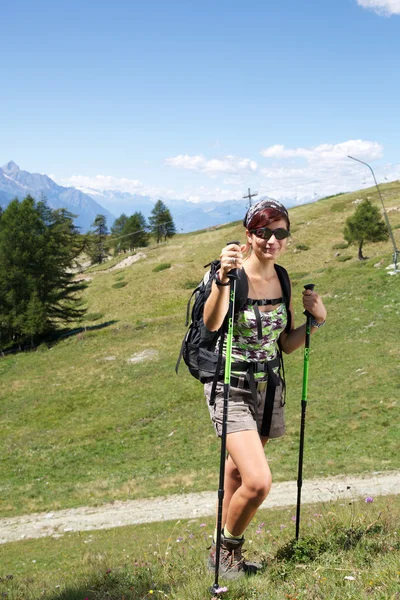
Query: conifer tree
0 196 86 348
149 200 176 243
122 212 149 249
111 213 129 252
89 214 109 264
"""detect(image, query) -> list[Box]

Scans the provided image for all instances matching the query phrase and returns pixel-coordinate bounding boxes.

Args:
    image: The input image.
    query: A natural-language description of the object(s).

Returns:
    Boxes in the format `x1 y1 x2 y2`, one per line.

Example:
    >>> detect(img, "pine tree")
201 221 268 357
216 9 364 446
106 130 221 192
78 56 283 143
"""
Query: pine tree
122 212 149 250
89 214 109 264
111 214 129 252
149 200 176 243
344 199 389 260
0 196 86 348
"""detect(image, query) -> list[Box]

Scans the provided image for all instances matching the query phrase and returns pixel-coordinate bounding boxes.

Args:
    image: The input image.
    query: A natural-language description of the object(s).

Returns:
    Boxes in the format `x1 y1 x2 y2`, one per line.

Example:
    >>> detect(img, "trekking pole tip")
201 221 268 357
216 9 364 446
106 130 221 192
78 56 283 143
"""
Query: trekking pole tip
210 583 221 595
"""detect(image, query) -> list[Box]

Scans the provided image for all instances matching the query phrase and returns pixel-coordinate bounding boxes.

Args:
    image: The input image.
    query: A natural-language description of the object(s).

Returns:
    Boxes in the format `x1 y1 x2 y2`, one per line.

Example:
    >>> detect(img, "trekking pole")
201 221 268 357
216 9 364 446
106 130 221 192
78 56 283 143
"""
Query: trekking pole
210 241 239 595
295 283 315 541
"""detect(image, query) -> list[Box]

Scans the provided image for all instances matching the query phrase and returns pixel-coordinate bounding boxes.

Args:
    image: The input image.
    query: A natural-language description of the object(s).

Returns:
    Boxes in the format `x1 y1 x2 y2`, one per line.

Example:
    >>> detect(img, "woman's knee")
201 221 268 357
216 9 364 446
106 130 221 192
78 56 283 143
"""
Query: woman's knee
244 471 272 502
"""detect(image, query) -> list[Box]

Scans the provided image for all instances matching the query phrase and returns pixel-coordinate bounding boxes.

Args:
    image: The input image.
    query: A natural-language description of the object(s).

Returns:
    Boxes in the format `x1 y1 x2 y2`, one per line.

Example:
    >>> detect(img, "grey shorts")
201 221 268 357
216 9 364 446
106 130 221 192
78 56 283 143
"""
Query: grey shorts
204 378 286 439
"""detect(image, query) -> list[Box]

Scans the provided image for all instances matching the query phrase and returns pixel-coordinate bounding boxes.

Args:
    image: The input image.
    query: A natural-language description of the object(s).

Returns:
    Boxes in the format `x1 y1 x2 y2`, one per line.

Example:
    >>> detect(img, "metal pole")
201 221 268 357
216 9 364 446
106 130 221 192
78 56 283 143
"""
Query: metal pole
210 243 239 595
296 283 314 540
243 188 258 209
348 155 399 273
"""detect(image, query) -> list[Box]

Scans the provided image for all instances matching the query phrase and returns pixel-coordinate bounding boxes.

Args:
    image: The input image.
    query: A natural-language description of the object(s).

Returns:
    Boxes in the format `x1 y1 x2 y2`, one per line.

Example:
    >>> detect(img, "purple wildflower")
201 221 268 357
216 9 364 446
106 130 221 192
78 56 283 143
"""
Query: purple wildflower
365 496 374 503
291 516 296 522
214 586 228 594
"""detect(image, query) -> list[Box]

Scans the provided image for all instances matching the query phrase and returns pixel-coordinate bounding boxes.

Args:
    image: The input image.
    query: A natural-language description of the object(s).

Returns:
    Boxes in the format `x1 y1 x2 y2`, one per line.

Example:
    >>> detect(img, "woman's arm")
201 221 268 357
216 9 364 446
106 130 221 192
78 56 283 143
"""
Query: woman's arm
279 290 327 354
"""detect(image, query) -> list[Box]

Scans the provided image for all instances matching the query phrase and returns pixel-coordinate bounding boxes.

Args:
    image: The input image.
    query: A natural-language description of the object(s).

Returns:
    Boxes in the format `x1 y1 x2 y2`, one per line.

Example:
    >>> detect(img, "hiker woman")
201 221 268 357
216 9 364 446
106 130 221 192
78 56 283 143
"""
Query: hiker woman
203 198 327 579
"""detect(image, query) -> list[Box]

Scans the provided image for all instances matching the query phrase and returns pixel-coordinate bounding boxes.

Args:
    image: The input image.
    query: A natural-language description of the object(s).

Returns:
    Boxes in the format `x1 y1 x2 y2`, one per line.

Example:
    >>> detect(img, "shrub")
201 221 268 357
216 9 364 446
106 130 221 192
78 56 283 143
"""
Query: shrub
153 263 171 272
336 255 352 262
295 243 310 252
332 242 349 250
85 312 105 321
182 279 201 289
112 281 128 288
290 271 309 280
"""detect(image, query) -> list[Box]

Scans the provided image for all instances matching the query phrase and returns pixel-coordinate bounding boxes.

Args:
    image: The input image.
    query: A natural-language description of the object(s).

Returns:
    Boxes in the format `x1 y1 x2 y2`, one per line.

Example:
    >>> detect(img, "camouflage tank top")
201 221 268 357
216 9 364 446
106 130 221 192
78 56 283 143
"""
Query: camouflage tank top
222 301 288 379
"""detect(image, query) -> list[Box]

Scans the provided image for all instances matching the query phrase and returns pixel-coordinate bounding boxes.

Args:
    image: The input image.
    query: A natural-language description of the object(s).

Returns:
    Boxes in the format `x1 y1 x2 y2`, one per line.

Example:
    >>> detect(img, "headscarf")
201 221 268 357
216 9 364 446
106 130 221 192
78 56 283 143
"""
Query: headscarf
243 198 289 229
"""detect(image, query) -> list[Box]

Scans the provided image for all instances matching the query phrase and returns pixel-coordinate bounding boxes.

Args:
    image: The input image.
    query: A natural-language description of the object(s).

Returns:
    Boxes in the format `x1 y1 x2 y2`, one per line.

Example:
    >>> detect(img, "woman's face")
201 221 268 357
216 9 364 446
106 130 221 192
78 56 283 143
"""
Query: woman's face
246 218 289 261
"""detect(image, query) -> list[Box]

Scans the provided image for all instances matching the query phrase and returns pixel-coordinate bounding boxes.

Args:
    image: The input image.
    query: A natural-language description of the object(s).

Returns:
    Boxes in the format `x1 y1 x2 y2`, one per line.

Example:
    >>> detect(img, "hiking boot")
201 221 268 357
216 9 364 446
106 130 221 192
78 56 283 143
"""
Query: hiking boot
207 534 262 580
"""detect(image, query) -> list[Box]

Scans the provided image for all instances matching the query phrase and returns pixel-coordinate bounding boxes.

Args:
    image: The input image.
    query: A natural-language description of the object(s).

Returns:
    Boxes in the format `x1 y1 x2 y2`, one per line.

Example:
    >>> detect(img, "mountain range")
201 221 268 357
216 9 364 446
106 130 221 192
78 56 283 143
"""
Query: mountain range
0 161 295 233
0 161 116 231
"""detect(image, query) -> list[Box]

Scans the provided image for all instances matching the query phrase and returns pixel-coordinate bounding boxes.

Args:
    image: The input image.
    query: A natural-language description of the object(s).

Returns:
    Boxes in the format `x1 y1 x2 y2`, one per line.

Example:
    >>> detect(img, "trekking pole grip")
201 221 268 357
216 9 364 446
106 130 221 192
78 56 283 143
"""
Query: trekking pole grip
226 240 241 281
303 283 315 319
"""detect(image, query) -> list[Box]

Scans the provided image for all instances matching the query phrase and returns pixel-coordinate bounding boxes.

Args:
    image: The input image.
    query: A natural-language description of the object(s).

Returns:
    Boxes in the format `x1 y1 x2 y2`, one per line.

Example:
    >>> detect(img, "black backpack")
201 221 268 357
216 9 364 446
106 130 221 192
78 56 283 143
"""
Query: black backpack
176 261 291 384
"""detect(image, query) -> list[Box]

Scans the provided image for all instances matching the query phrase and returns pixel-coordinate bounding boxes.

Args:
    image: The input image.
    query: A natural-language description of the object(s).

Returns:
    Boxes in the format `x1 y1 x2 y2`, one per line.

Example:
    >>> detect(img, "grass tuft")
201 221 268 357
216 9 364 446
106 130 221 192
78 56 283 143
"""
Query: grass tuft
153 263 172 272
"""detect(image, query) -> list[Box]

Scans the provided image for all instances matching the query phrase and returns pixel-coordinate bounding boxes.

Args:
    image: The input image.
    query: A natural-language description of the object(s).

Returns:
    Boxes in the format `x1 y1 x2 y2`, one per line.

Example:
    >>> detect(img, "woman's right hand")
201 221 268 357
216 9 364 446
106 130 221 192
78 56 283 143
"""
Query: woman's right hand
219 242 246 279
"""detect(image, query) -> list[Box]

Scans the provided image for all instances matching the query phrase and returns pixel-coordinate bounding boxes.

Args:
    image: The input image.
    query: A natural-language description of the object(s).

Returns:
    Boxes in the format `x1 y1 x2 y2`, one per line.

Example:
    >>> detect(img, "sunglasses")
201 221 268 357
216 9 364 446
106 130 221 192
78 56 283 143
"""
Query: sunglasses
249 227 290 241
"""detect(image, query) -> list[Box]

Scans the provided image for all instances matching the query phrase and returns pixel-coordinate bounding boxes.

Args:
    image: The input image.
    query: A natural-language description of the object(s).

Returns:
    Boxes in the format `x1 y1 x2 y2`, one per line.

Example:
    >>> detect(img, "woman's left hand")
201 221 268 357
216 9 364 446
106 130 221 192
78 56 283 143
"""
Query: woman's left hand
302 289 327 324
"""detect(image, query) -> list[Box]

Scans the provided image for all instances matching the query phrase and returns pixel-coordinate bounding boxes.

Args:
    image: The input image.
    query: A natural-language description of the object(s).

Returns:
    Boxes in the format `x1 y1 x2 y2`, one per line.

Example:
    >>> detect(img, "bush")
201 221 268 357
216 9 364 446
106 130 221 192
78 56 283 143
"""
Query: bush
182 279 201 289
290 271 309 280
332 242 349 250
153 263 171 272
85 312 105 321
295 243 310 252
112 281 128 288
336 255 352 262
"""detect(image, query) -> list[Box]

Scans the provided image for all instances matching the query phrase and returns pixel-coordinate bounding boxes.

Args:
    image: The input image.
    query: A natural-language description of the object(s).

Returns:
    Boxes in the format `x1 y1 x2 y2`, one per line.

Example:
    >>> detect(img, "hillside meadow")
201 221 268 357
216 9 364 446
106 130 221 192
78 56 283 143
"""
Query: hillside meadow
0 183 399 518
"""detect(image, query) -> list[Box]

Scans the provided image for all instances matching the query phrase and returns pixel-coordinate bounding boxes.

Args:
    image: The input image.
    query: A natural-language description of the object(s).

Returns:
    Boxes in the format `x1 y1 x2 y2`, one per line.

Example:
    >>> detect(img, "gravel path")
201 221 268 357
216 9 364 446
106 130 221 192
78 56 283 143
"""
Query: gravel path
0 471 398 544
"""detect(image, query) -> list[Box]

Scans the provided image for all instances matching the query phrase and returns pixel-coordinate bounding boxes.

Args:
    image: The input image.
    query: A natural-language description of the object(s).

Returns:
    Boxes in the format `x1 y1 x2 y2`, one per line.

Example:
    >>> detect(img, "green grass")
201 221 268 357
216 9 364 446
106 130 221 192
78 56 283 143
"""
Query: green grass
0 183 399 517
0 495 399 599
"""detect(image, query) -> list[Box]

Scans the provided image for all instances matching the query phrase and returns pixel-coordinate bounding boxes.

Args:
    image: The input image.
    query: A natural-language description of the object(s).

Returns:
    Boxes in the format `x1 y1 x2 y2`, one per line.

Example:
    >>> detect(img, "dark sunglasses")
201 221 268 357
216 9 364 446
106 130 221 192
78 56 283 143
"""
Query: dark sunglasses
250 227 290 241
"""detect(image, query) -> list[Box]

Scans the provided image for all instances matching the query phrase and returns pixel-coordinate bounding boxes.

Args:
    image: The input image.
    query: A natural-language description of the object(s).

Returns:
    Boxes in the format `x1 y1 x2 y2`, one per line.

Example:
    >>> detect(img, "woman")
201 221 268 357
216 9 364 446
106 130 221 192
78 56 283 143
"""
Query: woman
203 199 327 580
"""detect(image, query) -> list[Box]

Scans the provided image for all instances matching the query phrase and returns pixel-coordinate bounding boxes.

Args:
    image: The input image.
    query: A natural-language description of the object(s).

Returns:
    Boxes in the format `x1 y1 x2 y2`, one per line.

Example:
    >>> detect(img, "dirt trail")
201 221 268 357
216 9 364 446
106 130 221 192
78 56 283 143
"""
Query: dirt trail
1 471 398 545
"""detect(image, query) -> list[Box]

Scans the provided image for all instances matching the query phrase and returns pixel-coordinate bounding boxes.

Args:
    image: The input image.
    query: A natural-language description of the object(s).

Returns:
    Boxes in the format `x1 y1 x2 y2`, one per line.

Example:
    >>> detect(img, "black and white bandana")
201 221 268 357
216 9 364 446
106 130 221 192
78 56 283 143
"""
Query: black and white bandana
243 198 289 228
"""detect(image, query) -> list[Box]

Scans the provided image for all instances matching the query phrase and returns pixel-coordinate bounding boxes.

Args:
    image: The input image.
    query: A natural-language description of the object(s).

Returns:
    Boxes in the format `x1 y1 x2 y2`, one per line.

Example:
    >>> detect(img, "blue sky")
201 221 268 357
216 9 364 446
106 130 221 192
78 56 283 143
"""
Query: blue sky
1 0 400 209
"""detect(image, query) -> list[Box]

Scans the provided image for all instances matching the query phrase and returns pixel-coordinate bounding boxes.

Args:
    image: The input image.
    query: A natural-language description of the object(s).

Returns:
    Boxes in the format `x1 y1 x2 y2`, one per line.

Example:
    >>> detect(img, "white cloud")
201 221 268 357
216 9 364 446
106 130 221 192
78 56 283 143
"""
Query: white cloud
258 139 394 203
58 174 145 194
356 0 400 16
164 154 258 177
260 140 383 164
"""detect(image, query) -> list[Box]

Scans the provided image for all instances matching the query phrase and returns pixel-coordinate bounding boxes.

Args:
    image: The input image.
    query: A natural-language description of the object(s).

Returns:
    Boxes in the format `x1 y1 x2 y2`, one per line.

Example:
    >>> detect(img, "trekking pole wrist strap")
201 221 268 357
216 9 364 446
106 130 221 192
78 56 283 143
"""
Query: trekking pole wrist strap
214 271 230 286
310 317 326 328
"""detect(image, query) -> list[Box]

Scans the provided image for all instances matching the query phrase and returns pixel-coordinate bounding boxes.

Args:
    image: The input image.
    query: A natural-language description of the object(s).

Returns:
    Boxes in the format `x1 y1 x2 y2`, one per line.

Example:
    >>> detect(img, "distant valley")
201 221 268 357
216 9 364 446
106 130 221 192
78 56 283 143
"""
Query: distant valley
0 161 296 233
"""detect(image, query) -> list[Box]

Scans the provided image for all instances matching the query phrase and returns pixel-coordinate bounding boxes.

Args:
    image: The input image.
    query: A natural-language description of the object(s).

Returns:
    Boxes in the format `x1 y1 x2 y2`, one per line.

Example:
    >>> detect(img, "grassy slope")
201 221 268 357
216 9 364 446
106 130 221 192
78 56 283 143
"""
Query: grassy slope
0 183 399 517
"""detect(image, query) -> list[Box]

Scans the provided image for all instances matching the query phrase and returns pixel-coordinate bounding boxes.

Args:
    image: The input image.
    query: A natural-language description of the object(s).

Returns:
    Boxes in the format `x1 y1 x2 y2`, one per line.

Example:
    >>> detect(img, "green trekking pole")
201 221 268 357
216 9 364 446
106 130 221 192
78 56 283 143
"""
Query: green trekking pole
295 283 315 541
210 241 239 595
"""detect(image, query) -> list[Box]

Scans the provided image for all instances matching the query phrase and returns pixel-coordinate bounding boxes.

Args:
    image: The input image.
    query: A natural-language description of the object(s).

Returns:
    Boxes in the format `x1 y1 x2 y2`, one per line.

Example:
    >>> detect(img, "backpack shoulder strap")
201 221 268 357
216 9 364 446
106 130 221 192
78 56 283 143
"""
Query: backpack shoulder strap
235 268 249 313
274 263 292 333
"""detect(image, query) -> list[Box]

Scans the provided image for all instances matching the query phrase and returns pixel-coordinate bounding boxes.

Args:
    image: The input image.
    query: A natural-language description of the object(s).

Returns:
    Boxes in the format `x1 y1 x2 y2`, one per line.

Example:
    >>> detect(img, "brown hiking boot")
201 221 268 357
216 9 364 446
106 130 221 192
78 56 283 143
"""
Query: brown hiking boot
208 535 245 580
208 533 262 580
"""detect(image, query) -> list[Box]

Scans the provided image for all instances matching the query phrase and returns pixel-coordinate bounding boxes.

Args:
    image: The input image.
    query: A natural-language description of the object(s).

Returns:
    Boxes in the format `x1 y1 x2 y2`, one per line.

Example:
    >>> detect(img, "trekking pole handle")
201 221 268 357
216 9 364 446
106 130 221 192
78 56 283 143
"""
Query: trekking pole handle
226 240 241 280
303 283 315 318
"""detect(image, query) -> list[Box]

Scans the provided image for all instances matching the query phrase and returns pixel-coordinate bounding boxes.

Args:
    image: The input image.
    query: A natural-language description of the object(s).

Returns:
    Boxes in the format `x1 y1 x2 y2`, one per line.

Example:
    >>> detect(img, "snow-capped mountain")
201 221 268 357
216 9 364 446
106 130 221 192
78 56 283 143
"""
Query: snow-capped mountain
0 162 116 231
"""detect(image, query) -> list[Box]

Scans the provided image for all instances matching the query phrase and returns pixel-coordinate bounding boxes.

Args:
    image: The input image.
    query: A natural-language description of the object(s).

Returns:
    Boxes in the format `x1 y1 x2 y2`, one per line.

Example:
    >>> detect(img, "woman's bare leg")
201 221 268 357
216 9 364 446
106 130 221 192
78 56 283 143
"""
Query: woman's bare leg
220 454 242 529
224 430 271 536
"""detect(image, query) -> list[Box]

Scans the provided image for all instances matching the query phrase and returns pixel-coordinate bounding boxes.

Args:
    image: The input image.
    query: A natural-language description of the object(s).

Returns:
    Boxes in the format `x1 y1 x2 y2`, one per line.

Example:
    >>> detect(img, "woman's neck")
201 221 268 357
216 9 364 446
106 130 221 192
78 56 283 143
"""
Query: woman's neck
244 254 276 281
